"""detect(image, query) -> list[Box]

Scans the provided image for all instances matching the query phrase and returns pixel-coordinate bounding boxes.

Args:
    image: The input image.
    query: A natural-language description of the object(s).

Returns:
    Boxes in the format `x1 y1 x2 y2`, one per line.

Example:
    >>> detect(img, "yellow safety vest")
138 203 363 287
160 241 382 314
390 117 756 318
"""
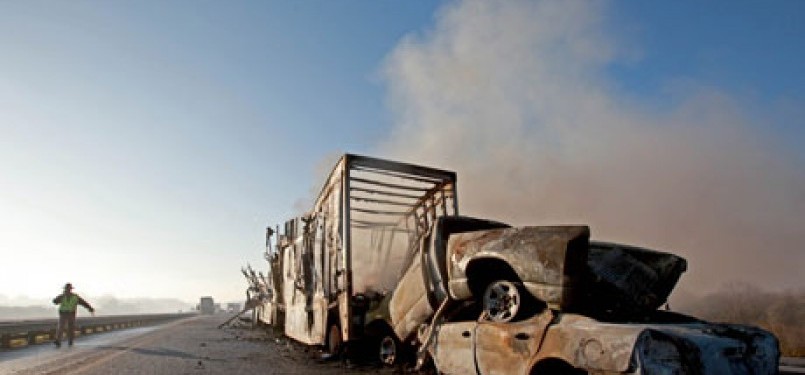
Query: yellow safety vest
59 294 80 312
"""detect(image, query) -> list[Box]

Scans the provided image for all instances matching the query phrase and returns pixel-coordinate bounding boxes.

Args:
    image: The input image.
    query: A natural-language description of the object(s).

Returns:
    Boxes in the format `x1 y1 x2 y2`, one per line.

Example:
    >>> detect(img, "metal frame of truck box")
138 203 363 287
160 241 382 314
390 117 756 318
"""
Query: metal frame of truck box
261 154 458 351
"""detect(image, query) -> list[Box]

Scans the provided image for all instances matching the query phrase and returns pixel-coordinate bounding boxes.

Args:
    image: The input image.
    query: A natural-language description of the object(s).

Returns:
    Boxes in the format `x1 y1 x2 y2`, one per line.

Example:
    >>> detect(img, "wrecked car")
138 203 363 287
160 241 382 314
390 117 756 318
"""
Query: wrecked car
423 304 779 374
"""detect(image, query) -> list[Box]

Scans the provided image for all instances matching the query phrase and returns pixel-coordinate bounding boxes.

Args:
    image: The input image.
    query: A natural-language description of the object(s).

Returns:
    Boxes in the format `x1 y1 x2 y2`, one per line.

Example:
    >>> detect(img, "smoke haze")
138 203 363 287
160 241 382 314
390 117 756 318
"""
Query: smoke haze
377 0 804 297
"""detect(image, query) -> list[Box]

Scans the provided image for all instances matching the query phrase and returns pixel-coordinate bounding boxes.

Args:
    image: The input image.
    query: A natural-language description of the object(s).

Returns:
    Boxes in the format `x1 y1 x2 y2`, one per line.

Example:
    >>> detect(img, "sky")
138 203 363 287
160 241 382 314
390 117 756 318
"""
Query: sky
1 0 803 309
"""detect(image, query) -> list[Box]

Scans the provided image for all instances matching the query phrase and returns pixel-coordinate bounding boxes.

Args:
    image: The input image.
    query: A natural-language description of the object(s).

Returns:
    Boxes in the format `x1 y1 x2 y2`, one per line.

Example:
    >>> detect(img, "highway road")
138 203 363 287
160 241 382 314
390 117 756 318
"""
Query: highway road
0 314 800 374
0 315 383 375
0 323 166 374
782 357 805 375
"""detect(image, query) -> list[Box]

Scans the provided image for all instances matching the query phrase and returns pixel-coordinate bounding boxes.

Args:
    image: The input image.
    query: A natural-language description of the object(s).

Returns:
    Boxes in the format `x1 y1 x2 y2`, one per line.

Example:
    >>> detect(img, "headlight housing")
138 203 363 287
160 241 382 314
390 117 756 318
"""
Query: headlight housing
634 331 686 375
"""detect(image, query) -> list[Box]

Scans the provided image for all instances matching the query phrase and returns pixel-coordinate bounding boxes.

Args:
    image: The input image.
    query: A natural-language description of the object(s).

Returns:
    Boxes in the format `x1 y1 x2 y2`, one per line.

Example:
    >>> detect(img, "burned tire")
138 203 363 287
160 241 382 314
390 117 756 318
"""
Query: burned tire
530 359 588 375
378 334 401 366
327 323 342 356
482 280 527 322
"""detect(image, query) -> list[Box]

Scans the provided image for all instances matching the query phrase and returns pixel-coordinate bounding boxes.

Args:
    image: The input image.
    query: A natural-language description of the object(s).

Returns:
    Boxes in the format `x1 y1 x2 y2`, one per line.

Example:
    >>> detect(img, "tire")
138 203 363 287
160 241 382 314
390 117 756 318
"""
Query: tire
482 280 525 322
378 334 400 366
327 323 342 356
530 359 588 375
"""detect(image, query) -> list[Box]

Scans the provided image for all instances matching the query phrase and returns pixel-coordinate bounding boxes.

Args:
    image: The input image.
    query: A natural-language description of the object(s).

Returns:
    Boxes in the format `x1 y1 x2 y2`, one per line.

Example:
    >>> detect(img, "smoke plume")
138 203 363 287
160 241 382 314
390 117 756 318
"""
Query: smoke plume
377 0 804 296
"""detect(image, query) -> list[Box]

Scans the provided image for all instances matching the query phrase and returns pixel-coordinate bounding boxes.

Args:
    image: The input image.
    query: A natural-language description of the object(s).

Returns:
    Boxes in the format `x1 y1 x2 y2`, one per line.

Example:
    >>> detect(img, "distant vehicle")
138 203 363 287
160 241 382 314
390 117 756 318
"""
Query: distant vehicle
199 297 215 315
226 303 241 313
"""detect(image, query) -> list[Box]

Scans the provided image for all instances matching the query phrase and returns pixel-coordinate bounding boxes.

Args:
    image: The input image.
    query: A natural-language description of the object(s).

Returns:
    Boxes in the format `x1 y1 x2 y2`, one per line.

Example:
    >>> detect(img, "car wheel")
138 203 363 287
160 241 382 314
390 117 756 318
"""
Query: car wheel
482 280 524 322
327 323 342 356
378 334 400 366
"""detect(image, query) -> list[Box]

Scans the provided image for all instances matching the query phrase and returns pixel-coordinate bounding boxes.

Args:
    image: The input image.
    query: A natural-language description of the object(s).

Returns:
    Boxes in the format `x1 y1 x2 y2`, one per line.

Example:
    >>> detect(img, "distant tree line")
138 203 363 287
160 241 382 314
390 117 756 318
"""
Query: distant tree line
0 305 52 320
678 282 804 357
0 296 194 321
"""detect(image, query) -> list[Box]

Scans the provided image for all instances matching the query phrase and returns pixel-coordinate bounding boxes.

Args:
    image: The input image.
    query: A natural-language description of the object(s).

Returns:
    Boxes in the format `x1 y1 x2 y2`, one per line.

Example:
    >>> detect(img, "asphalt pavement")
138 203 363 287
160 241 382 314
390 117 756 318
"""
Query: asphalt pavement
0 315 387 375
0 314 800 374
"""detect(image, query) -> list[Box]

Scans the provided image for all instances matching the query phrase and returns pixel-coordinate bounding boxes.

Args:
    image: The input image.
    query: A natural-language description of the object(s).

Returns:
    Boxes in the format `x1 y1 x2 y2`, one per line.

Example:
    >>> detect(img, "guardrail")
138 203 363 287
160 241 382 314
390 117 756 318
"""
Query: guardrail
0 313 197 350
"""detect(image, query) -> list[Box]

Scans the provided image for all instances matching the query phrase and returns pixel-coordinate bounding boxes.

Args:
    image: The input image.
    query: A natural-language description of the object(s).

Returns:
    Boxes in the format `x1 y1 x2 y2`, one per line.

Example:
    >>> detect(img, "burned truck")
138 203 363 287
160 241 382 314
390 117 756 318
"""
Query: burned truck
395 219 780 374
259 154 780 374
258 154 458 355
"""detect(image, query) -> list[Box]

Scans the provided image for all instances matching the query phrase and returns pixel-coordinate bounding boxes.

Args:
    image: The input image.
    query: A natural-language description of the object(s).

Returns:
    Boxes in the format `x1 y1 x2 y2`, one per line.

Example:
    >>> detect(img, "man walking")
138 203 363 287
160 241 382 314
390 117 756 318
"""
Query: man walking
52 283 95 347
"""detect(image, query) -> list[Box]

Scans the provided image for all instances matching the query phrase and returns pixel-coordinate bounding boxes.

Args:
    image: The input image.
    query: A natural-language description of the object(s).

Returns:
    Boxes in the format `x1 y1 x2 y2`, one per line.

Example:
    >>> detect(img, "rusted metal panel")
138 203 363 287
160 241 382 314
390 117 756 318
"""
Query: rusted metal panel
423 310 556 375
429 321 477 375
388 251 434 340
533 314 642 372
475 310 554 375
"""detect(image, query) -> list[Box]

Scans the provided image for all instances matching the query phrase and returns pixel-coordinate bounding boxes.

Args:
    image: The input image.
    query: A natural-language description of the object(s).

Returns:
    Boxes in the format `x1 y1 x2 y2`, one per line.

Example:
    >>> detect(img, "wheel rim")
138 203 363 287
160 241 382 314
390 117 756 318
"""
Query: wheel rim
379 336 397 365
483 280 520 322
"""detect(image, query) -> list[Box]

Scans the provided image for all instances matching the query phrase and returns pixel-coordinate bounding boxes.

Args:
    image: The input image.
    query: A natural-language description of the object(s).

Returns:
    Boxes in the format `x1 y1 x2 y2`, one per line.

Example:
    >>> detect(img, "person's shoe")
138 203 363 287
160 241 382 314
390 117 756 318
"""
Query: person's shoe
54 341 61 348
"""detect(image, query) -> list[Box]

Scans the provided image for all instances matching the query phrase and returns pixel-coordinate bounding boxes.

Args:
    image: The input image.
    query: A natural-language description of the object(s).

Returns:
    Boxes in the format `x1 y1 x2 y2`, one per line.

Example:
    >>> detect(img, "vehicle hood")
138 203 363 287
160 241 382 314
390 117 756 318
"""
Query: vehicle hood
577 242 687 315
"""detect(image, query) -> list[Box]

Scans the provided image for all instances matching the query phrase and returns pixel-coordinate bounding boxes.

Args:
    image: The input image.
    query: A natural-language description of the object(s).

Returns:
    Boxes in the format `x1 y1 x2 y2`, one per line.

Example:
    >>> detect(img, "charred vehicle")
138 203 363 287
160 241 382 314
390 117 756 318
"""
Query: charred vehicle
258 154 458 355
423 306 779 374
258 154 779 373
373 216 780 374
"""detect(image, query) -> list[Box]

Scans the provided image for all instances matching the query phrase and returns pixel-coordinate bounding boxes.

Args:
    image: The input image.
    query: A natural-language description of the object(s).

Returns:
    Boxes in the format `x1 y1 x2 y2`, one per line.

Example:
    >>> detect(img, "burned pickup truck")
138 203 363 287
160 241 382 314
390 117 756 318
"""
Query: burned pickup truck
257 154 779 374
373 216 780 374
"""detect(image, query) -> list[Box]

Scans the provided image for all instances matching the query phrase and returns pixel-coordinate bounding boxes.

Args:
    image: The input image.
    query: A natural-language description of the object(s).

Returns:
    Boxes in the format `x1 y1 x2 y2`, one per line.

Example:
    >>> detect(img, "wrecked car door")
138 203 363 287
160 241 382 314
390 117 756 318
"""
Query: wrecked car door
428 309 553 375
430 320 478 375
389 238 434 341
474 310 553 375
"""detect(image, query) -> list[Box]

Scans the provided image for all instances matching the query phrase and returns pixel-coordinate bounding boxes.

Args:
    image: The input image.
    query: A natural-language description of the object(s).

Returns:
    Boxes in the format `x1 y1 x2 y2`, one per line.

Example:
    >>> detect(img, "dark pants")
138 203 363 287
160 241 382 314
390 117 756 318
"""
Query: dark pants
55 311 77 344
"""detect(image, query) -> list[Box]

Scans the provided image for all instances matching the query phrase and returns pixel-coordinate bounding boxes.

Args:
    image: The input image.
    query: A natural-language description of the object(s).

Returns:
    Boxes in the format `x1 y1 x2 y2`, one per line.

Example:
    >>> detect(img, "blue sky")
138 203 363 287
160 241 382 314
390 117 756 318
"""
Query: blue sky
609 2 804 96
1 0 802 307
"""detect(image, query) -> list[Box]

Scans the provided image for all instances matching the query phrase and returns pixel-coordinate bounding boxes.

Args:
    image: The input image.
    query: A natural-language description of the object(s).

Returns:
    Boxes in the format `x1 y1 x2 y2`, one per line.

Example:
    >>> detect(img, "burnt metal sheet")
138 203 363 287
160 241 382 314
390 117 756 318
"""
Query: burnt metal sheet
534 314 643 372
474 310 554 375
429 321 478 375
